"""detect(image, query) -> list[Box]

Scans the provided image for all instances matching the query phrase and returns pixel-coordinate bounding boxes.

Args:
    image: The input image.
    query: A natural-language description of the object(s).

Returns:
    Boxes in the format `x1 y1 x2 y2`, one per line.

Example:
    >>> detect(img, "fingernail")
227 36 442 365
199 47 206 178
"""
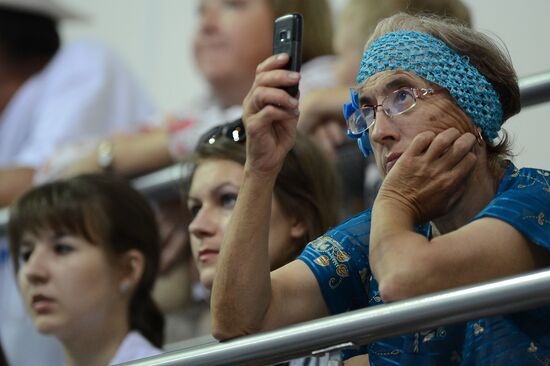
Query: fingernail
276 53 287 60
288 72 300 80
288 97 298 106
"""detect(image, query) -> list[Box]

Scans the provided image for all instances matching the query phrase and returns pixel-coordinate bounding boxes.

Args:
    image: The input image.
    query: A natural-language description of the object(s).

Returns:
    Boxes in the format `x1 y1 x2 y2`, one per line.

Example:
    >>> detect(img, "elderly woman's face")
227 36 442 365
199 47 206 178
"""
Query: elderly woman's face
361 71 473 177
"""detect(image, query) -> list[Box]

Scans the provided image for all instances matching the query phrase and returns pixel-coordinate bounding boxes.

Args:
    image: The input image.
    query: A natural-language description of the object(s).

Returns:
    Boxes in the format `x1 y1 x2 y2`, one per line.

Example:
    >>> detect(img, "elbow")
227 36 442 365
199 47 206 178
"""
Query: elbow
373 248 435 302
212 325 240 342
211 320 258 342
211 311 244 341
378 274 411 303
377 265 429 302
211 310 261 341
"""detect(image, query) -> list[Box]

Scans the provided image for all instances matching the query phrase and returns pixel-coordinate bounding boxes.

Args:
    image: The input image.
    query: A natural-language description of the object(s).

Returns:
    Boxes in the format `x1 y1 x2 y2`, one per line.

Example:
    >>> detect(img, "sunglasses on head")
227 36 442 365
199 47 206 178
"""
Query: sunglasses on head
198 118 246 146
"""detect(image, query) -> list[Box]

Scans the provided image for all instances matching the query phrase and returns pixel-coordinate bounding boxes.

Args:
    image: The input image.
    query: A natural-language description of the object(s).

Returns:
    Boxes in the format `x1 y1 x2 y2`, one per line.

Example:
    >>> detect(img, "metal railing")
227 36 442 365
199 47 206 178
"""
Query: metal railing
0 70 549 236
121 268 550 365
519 70 550 107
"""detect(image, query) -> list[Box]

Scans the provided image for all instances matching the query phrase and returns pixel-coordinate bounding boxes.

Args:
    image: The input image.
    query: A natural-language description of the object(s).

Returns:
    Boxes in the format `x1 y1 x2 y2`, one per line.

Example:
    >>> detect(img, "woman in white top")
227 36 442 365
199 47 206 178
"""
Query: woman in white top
7 174 164 366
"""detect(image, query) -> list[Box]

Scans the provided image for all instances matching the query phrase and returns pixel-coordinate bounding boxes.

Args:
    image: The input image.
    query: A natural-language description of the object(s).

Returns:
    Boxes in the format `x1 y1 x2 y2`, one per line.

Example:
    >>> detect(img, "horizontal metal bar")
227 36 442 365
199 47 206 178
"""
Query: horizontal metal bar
122 269 550 366
519 70 550 108
0 165 188 236
1 70 550 234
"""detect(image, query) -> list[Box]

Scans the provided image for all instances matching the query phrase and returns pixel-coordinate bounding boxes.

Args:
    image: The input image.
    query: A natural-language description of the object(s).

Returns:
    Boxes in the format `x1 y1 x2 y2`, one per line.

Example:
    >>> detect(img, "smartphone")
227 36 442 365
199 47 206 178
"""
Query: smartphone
272 13 303 97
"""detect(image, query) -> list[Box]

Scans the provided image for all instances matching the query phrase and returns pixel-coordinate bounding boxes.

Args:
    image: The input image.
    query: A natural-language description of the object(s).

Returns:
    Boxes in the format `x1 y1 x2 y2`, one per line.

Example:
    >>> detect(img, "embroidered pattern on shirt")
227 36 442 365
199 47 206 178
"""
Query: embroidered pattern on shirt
516 170 550 193
522 211 549 226
513 170 550 226
473 322 484 336
310 236 351 289
413 328 448 352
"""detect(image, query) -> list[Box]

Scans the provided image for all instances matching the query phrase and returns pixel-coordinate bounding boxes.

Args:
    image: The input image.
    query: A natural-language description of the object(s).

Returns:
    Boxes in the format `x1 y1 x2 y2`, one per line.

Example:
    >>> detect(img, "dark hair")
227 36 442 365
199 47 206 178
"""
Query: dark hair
183 129 338 260
8 174 164 347
0 342 7 366
0 7 60 63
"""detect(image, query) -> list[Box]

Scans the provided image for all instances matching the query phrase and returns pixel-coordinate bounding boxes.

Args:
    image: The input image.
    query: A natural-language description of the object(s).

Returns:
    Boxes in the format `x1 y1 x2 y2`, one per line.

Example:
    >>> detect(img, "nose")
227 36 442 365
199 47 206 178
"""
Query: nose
188 206 217 240
198 1 220 35
22 248 49 285
369 107 400 146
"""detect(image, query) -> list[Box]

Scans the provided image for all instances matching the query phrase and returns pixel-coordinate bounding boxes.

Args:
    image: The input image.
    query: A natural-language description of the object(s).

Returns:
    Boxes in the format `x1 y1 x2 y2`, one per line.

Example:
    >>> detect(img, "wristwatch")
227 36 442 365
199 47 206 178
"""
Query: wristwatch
96 140 114 173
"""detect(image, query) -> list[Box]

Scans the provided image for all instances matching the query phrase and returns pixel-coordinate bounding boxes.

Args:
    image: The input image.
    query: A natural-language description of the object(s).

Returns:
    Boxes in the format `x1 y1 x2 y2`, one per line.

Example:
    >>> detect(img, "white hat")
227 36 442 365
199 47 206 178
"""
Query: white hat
0 0 85 20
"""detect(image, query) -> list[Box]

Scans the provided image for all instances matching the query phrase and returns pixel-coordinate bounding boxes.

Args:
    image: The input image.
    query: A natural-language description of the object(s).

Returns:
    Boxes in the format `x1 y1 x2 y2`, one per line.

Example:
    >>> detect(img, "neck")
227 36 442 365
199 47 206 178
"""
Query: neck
432 152 504 235
62 307 129 366
209 76 253 109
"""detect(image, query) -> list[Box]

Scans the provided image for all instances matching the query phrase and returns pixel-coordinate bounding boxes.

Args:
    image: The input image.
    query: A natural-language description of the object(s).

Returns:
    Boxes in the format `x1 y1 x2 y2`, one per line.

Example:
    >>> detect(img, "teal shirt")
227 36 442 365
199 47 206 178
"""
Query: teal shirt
299 163 550 365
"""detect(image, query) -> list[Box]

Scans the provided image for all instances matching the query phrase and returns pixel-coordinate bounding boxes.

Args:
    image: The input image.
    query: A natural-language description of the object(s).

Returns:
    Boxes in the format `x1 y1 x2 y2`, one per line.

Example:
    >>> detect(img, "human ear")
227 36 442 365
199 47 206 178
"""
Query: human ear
118 249 145 295
289 216 307 241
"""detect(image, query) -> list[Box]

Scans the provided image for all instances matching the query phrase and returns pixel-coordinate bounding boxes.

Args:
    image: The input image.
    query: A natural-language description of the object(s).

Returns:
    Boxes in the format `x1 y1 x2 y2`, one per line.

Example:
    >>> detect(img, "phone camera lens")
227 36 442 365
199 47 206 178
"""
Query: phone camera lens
279 30 290 42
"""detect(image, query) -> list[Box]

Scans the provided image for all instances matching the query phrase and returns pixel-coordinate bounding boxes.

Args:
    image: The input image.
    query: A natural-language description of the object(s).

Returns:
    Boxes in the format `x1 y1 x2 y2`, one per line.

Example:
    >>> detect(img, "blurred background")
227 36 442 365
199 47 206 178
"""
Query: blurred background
58 0 550 169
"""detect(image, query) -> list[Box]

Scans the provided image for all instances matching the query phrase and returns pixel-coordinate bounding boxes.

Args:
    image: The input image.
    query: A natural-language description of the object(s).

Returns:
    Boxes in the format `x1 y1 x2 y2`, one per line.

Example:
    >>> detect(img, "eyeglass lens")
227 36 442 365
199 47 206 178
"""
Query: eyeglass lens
348 88 418 135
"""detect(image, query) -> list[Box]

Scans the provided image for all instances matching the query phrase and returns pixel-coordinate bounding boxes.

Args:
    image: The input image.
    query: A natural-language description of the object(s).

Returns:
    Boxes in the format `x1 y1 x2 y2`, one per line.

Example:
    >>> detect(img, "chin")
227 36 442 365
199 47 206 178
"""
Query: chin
199 271 215 291
202 69 234 87
33 318 62 336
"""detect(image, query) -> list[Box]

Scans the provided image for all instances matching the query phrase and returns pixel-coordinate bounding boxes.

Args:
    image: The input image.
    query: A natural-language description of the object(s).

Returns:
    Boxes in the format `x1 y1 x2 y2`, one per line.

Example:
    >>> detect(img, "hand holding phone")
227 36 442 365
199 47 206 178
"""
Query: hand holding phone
272 13 303 97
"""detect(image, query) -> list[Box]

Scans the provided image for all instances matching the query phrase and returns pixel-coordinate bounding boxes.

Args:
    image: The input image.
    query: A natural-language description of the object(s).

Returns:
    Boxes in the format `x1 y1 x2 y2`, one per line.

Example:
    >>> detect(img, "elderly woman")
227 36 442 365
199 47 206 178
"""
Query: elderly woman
210 13 550 365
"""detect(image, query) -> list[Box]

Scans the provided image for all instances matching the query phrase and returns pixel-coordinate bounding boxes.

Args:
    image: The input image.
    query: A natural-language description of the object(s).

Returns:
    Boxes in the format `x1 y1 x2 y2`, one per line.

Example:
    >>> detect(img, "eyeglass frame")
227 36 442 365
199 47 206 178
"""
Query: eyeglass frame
346 87 448 137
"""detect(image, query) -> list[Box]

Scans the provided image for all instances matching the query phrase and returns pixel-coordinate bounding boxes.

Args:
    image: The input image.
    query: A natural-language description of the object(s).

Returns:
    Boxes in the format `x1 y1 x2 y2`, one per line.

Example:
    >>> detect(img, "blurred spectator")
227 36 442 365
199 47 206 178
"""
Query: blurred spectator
46 0 336 181
0 1 156 364
0 0 155 205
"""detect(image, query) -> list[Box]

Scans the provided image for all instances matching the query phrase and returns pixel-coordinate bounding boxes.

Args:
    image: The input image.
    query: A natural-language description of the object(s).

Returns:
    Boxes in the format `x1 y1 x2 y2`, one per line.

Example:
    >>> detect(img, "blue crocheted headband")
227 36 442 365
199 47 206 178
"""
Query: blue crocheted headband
353 30 503 142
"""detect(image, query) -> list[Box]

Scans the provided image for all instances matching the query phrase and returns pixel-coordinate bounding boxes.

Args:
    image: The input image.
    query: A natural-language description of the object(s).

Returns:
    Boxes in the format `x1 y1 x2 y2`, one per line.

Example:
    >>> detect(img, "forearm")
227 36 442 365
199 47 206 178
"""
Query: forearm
0 168 35 207
370 198 430 302
110 129 173 177
211 167 278 339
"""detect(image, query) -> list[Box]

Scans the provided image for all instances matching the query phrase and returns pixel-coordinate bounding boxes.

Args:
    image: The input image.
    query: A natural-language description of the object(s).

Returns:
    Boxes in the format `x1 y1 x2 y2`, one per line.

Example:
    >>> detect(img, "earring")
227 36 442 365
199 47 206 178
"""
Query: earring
119 281 131 294
475 129 484 145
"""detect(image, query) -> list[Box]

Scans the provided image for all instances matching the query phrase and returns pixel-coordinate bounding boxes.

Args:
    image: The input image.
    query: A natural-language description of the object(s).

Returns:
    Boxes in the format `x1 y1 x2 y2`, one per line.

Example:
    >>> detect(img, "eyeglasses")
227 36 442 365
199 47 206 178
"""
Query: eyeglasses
198 117 246 146
346 87 447 136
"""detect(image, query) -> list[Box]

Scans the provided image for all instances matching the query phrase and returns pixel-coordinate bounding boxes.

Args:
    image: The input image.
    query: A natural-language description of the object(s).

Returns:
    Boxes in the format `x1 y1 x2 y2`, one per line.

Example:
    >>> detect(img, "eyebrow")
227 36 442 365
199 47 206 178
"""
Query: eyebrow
359 77 414 105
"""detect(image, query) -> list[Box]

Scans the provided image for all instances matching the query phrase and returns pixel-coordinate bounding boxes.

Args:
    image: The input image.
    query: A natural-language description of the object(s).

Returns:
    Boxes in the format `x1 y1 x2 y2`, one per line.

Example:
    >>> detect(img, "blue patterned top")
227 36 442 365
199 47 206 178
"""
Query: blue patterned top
299 164 550 365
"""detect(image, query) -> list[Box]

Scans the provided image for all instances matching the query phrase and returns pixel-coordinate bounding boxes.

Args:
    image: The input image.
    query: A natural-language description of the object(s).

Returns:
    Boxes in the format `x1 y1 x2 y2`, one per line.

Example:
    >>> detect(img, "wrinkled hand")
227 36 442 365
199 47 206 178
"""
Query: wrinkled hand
242 53 301 175
377 128 478 224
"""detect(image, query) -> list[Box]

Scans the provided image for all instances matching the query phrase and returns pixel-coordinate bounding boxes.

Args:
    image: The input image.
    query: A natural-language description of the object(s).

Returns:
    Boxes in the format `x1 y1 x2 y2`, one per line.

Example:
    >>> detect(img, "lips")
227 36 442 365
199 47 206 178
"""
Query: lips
31 294 55 314
198 249 219 262
385 152 402 174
